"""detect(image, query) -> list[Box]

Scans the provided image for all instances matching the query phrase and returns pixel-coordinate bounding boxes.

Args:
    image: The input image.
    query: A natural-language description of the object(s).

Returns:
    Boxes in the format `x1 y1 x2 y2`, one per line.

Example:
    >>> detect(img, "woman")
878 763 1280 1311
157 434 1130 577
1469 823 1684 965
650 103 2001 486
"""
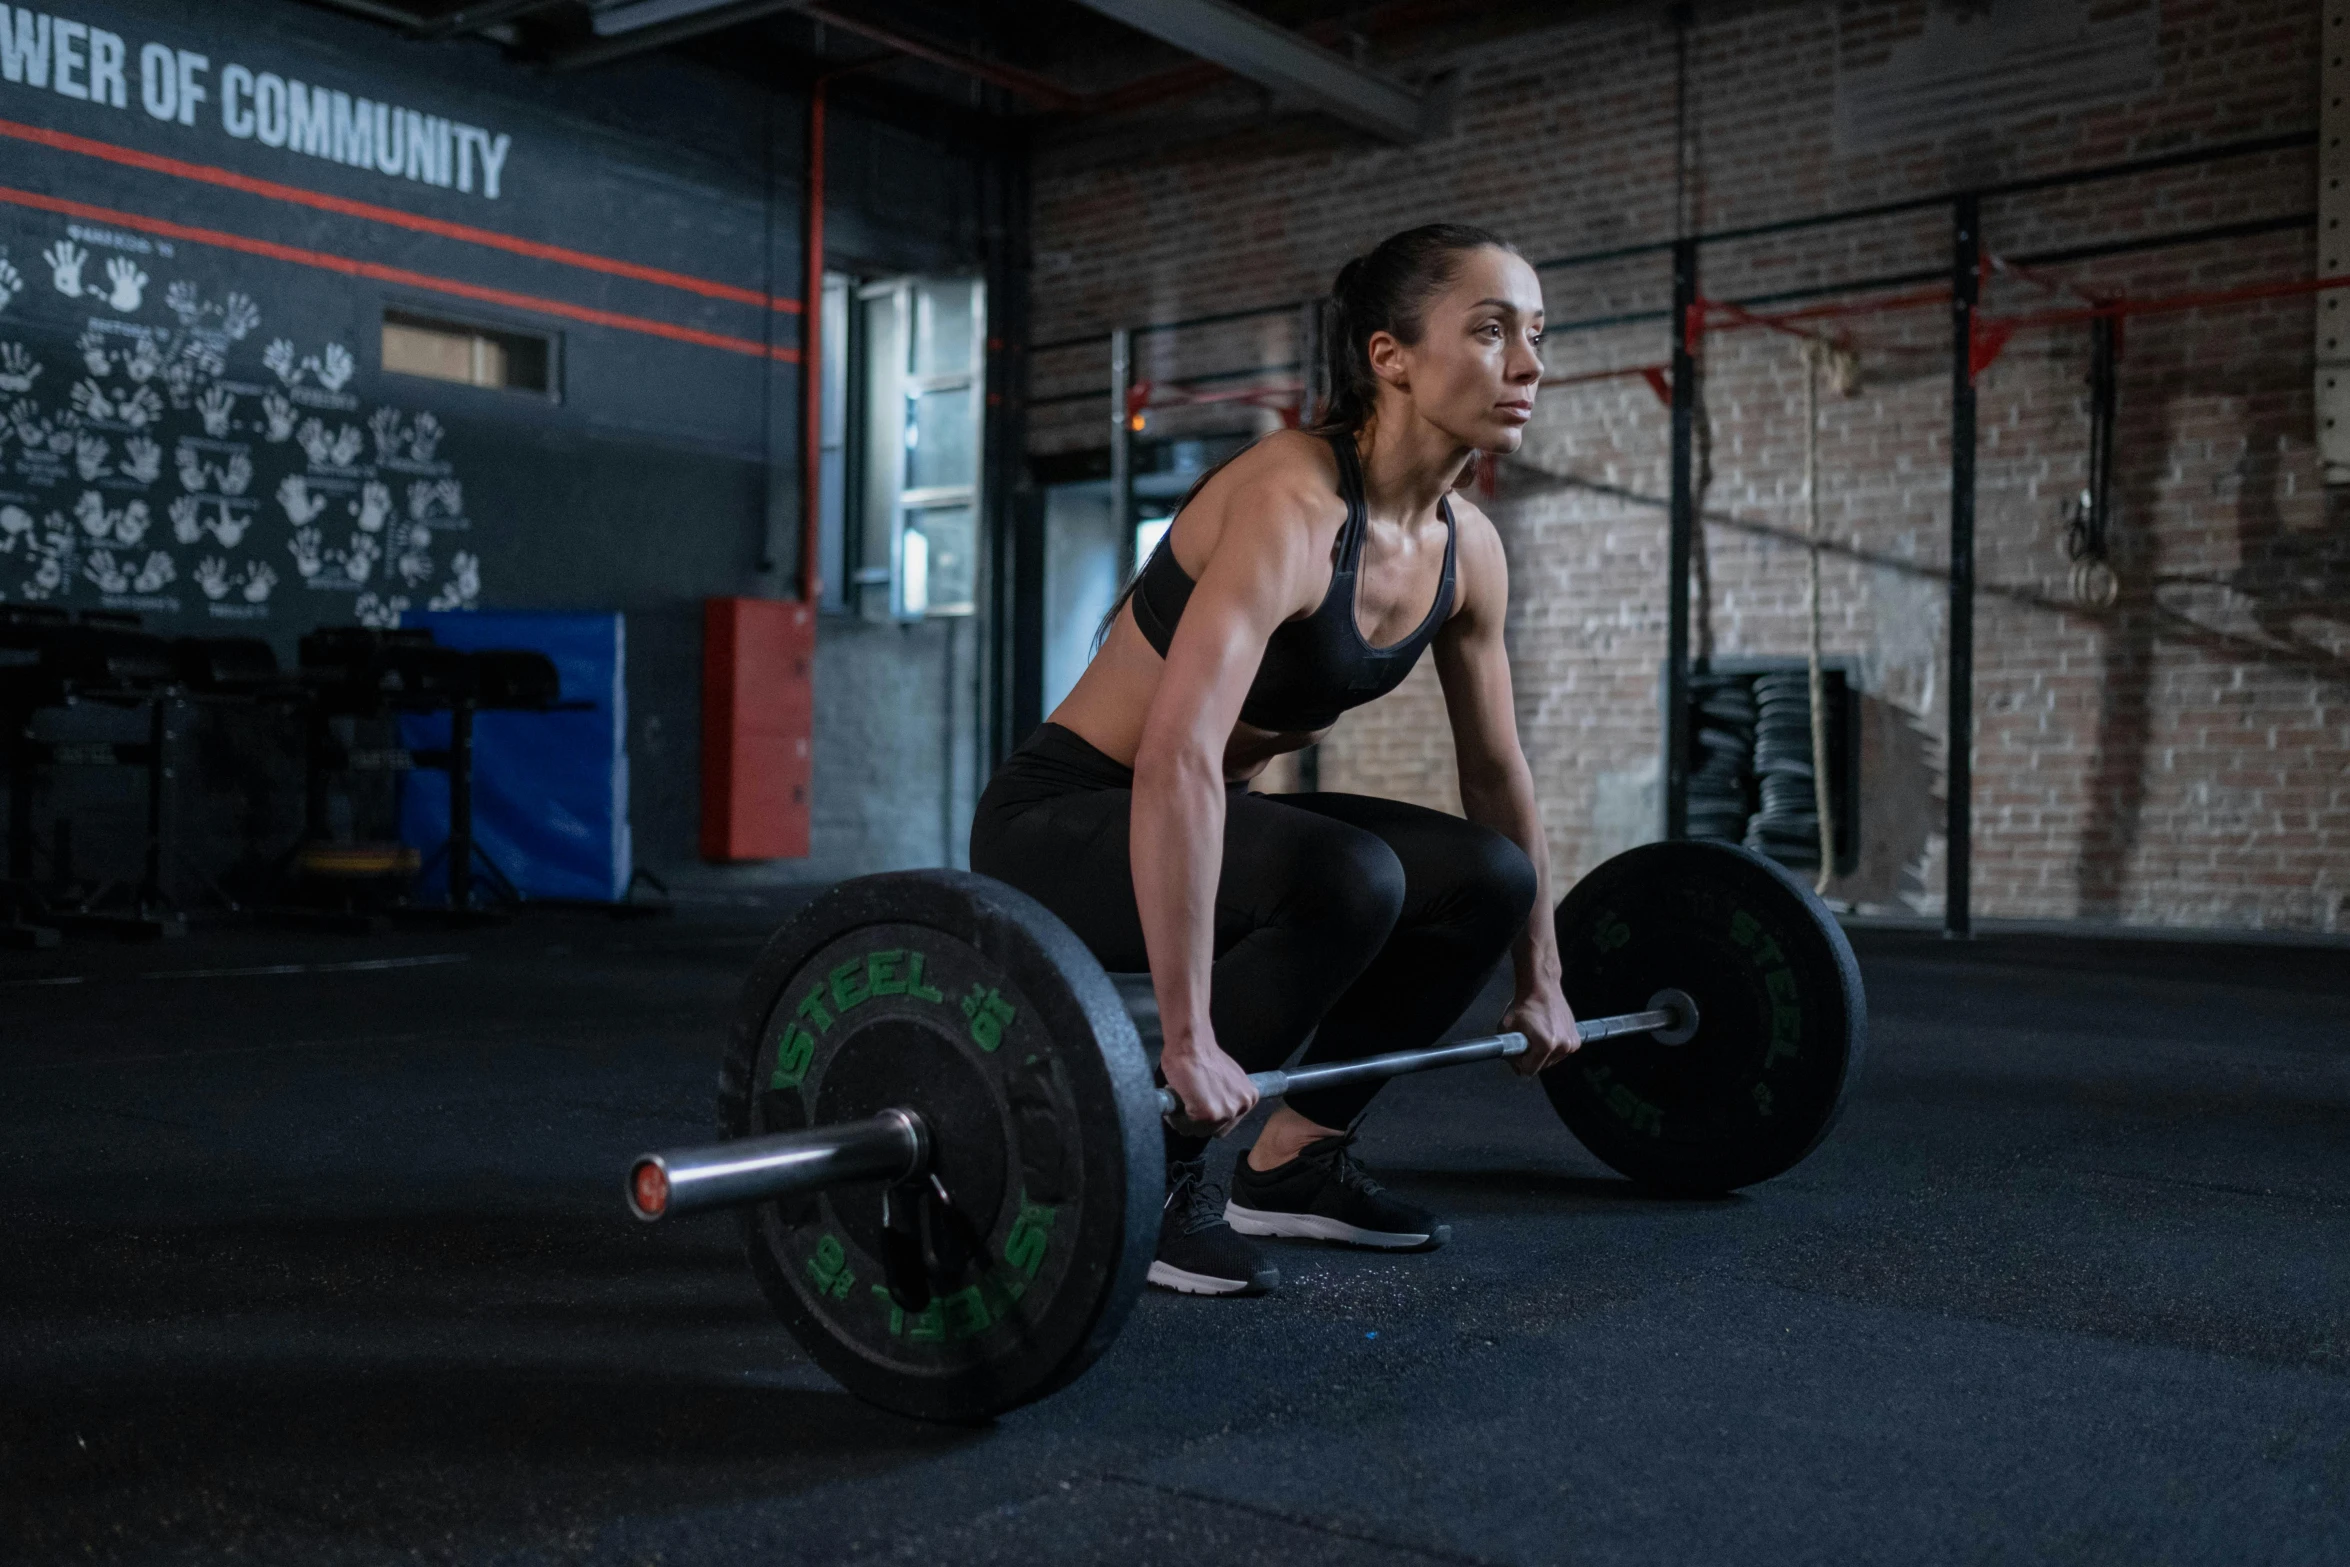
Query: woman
970 224 1579 1296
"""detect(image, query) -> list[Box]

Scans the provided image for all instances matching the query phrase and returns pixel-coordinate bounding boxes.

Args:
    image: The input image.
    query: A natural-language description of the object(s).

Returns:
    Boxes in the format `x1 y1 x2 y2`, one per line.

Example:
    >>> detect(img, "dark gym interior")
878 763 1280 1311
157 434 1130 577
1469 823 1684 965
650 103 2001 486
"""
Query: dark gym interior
4 2 2346 1563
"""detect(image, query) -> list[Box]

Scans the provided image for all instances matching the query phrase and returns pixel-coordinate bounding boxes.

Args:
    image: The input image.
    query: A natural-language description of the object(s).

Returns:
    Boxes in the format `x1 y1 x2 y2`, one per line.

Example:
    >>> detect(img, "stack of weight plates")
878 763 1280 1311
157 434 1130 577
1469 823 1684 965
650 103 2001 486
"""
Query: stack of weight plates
1745 671 1823 869
1685 674 1756 844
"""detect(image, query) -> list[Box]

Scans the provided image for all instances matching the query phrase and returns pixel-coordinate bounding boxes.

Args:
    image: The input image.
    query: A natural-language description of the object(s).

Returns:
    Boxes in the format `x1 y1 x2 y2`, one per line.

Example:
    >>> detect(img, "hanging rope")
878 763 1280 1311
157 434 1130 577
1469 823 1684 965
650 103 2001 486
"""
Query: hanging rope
1800 337 1857 894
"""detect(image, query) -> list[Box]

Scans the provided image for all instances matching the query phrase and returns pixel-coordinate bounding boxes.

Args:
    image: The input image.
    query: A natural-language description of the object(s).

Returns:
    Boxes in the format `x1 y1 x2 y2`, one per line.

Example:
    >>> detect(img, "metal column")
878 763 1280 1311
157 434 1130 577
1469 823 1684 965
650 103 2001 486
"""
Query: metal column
1663 237 1699 841
1946 195 1980 939
1108 327 1134 583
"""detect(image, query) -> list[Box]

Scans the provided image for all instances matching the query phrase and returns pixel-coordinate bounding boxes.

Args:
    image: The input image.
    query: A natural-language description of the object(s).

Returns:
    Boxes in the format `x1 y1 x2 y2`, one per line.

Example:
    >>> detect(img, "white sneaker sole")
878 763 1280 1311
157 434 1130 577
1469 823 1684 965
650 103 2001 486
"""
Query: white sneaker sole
1146 1259 1278 1296
1224 1202 1445 1251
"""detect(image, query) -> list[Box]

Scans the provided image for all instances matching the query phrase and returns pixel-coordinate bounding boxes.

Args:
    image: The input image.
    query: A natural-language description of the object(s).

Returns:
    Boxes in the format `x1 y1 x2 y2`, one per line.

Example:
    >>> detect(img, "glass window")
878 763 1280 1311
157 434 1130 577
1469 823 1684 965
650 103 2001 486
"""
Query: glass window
382 308 554 395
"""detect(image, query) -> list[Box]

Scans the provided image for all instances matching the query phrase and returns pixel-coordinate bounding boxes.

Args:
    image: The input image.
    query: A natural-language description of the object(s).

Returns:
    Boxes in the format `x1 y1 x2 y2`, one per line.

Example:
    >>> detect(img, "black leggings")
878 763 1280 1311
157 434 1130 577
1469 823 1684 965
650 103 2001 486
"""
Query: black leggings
969 724 1536 1155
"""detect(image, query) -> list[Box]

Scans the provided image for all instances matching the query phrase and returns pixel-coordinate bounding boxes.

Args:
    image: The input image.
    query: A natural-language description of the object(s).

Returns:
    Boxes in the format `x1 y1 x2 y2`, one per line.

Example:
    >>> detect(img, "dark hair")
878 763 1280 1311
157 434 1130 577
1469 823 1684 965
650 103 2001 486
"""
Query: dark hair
1309 222 1519 436
1092 223 1516 651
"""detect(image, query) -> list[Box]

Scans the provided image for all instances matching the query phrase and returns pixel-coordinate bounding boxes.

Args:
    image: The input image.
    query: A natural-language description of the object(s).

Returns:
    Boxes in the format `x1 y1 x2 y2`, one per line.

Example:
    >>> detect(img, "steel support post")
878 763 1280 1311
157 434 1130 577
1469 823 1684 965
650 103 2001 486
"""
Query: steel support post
1664 238 1699 841
1946 195 1980 940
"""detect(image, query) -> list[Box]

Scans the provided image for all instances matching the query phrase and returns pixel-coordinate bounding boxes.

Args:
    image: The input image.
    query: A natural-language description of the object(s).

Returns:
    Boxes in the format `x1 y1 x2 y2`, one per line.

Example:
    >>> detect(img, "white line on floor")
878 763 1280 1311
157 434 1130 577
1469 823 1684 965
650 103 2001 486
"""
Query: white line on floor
138 954 471 981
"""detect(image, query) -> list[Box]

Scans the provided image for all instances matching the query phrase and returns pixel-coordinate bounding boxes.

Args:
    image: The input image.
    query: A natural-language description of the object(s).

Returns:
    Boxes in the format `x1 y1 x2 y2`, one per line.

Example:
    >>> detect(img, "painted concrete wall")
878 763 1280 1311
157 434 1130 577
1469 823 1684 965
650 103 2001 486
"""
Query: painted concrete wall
0 0 1001 891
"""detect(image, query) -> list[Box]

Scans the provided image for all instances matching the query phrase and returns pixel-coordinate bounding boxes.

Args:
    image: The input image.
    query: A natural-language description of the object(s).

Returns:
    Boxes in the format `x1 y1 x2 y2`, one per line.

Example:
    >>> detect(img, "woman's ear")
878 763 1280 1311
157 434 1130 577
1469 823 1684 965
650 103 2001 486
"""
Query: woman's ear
1365 328 1411 391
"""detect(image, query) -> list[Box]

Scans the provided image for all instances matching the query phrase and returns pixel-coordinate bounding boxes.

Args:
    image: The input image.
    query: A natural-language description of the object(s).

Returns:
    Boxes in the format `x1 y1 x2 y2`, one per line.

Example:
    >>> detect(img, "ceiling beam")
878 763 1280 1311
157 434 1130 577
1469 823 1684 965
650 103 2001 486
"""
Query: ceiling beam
1069 0 1428 143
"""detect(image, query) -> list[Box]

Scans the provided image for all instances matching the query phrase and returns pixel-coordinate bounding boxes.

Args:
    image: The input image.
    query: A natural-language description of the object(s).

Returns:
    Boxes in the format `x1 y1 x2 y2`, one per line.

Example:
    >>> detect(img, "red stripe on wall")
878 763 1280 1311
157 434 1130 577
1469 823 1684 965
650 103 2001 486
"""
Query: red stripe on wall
0 184 800 362
0 116 802 315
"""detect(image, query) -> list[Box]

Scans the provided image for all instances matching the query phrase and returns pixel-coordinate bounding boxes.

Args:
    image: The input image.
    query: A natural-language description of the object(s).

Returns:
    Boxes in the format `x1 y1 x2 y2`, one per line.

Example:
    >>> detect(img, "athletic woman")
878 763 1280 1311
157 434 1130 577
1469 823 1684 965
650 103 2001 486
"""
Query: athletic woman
970 224 1579 1296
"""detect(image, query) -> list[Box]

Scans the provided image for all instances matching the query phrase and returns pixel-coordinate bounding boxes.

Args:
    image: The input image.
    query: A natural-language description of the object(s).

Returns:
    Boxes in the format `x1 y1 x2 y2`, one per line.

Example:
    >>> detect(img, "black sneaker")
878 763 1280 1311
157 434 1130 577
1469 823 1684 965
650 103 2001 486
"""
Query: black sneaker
1226 1132 1449 1251
1147 1156 1280 1296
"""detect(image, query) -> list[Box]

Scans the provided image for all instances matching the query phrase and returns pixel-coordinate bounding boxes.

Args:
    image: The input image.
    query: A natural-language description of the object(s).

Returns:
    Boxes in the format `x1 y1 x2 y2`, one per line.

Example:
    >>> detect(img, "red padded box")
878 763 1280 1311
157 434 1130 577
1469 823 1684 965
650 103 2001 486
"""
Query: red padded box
701 596 814 861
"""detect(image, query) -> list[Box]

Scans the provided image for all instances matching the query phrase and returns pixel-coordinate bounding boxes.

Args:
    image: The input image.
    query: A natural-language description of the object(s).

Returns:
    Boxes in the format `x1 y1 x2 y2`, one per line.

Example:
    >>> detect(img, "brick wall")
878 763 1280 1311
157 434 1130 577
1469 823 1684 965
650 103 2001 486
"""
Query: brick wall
1027 0 2350 933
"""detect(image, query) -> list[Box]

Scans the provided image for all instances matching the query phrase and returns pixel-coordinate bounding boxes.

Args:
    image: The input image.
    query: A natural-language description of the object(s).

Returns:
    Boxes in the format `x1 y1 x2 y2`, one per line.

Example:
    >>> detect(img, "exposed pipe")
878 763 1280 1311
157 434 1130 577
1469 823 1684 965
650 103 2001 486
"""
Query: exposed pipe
801 73 827 606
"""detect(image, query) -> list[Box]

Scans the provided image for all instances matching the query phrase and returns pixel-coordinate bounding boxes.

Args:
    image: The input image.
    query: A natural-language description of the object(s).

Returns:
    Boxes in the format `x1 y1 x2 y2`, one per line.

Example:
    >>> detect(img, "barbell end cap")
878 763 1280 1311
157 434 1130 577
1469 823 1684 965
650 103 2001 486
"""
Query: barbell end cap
1646 988 1701 1047
628 1157 670 1222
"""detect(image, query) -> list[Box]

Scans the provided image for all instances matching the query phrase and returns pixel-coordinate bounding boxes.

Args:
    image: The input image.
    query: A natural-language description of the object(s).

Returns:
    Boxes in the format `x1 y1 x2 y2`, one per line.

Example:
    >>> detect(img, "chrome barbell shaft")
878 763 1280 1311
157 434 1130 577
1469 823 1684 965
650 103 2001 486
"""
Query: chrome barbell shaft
629 1109 926 1222
1150 999 1692 1118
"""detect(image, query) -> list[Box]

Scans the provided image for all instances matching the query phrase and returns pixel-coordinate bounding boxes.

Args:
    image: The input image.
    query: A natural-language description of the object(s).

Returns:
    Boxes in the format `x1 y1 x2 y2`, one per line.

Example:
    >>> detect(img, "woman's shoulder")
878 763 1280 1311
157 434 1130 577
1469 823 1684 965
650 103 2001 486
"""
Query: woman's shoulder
1211 427 1342 497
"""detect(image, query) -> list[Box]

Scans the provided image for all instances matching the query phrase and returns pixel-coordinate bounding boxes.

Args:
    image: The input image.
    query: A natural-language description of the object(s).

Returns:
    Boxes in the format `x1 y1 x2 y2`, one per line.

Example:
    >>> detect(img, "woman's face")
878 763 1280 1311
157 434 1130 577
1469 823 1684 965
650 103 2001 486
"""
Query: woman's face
1370 246 1546 454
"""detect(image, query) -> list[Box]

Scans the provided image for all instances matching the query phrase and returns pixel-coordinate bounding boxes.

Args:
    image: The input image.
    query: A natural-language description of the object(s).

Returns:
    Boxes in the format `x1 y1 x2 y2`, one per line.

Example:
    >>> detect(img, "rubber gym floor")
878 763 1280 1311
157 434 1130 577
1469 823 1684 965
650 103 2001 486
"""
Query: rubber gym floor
3 905 2345 1566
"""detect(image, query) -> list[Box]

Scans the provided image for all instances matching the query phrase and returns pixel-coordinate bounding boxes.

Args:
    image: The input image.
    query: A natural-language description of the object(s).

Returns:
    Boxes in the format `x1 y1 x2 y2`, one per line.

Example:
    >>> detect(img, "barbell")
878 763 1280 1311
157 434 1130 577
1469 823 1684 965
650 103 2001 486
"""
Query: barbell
625 838 1866 1423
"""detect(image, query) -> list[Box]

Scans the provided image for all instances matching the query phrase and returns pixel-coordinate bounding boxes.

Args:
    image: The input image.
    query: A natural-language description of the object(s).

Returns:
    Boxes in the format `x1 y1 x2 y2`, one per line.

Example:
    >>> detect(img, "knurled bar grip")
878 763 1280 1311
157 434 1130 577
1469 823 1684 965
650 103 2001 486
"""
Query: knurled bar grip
1151 1004 1683 1118
630 1109 925 1221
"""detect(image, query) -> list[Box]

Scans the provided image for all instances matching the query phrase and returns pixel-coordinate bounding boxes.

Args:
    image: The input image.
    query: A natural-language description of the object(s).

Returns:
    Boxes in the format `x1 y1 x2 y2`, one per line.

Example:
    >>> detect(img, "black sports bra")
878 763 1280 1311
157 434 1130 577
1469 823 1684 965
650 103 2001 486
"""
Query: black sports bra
1131 433 1458 733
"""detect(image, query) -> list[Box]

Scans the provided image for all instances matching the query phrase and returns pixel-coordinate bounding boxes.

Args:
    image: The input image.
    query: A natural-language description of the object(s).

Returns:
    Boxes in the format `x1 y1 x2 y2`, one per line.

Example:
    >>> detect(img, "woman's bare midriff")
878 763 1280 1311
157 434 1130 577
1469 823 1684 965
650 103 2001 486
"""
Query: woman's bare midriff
1047 603 1327 783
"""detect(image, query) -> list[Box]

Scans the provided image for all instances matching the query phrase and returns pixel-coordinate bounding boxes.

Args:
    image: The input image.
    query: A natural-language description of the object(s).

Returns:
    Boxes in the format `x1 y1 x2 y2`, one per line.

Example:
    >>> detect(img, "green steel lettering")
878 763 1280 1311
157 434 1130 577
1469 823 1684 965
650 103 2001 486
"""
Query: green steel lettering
806 1233 854 1300
867 949 908 997
905 950 944 1002
941 1285 991 1340
961 984 1016 1052
770 1025 816 1089
831 958 872 1013
1003 1199 1056 1279
795 988 835 1034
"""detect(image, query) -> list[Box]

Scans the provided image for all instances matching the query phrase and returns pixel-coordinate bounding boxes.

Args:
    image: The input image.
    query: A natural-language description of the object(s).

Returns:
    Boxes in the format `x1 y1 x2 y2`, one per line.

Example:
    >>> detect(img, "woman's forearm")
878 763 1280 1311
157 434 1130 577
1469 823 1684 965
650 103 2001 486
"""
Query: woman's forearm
1131 743 1228 1054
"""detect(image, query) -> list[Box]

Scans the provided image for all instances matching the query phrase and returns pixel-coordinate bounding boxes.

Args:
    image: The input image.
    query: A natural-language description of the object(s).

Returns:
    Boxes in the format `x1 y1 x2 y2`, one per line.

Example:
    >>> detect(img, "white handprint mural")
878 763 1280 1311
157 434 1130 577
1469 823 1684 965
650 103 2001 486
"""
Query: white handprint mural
262 338 297 385
99 258 148 313
197 387 235 438
120 436 161 485
262 393 298 442
328 423 364 466
176 445 206 493
117 386 162 429
209 505 251 549
0 255 21 313
23 551 65 598
407 411 444 462
287 527 323 579
194 555 232 600
83 548 130 593
131 550 174 593
218 452 252 496
43 241 89 298
221 293 259 340
0 503 34 553
353 481 392 533
241 561 277 603
277 474 328 525
314 343 355 392
295 417 332 465
112 500 151 547
76 331 112 376
408 479 462 521
343 531 380 583
427 549 480 611
170 494 203 545
72 379 116 422
73 491 110 539
122 336 163 383
164 280 201 323
74 433 112 482
355 591 410 629
0 343 40 393
395 523 434 585
368 406 405 462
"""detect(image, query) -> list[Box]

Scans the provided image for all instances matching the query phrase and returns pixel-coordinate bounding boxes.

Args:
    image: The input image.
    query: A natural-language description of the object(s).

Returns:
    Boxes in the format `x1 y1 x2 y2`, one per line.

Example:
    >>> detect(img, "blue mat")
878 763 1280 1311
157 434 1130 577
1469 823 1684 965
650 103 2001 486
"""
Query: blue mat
397 610 631 903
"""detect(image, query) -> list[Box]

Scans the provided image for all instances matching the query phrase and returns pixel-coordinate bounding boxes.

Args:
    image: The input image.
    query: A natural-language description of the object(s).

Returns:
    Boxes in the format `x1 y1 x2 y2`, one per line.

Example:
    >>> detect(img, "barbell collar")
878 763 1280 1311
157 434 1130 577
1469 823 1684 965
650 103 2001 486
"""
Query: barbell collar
629 1108 928 1222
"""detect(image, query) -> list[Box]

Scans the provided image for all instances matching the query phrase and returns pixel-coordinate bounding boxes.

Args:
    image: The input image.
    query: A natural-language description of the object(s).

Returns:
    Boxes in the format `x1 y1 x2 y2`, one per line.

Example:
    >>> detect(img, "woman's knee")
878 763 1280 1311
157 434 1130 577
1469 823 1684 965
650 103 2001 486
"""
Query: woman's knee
1282 824 1408 949
1448 823 1539 939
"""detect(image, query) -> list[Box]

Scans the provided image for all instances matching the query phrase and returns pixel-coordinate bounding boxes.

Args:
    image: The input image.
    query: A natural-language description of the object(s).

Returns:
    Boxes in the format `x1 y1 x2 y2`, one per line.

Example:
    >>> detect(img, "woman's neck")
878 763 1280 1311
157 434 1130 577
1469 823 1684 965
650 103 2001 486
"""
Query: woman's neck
1354 413 1474 523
